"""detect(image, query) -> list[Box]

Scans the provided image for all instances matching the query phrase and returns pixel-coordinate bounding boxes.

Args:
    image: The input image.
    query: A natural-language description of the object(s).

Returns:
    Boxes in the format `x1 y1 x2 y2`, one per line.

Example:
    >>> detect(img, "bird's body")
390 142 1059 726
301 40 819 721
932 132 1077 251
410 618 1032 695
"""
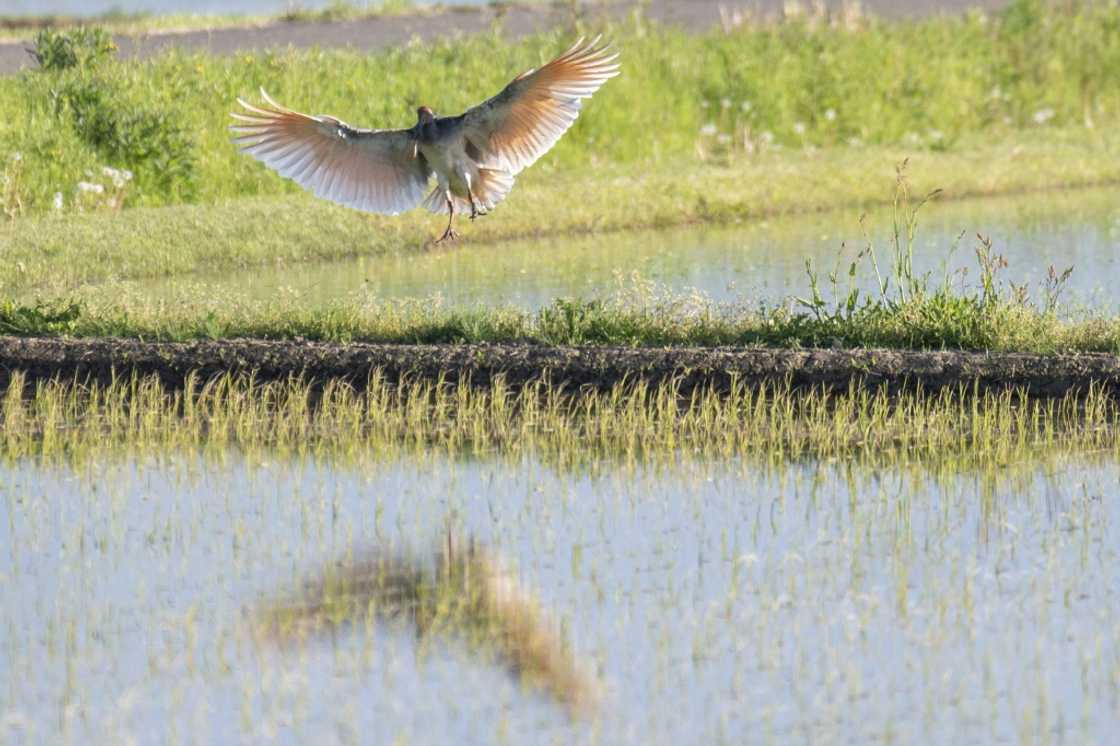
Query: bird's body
231 38 619 242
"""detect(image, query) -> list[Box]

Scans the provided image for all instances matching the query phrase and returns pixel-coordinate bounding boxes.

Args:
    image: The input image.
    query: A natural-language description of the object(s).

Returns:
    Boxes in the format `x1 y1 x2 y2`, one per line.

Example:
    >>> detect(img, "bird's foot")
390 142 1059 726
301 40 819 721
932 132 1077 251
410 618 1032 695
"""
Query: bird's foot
435 227 460 244
469 204 483 221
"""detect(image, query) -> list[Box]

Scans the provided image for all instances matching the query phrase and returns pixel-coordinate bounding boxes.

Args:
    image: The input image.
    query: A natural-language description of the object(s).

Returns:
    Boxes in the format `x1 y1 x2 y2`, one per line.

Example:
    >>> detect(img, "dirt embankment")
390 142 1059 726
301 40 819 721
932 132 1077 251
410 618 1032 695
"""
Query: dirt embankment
0 335 1116 397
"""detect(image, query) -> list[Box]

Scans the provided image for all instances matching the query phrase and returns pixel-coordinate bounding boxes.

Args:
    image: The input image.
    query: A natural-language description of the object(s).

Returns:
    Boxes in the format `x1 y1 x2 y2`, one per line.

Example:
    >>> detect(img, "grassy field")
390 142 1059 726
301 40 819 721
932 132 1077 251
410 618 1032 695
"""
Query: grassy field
3 1 1120 213
2 2 1120 353
2 164 1118 354
2 128 1118 293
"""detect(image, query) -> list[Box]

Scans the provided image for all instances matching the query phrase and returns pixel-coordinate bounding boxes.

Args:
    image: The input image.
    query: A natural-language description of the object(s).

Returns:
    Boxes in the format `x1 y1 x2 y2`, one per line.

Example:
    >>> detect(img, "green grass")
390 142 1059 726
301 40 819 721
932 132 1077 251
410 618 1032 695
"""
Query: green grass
3 0 1120 214
4 165 1120 354
3 2 1120 355
8 286 1118 353
3 131 1119 294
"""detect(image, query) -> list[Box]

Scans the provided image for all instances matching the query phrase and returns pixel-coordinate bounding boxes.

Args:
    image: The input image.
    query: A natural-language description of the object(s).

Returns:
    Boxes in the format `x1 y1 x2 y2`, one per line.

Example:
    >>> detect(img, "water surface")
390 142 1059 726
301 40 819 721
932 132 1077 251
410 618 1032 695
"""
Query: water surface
142 187 1120 313
2 448 1117 744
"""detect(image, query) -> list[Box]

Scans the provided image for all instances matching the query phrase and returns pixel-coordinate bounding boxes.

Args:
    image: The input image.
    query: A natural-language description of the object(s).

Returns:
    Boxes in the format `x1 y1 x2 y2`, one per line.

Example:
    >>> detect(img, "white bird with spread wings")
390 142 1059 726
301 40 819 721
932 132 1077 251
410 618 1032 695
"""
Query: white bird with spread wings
231 37 620 242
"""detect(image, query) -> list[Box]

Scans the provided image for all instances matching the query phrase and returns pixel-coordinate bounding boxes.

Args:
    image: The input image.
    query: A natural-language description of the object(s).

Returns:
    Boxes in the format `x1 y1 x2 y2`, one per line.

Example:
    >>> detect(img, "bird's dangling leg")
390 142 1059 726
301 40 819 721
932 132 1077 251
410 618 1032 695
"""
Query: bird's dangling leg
467 185 483 221
436 192 458 243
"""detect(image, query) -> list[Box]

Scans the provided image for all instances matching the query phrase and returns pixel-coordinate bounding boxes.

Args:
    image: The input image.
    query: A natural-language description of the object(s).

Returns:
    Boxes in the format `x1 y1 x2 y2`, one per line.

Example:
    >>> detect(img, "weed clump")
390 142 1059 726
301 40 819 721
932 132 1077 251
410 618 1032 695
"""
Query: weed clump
0 299 82 335
48 77 196 194
28 27 116 72
11 27 197 206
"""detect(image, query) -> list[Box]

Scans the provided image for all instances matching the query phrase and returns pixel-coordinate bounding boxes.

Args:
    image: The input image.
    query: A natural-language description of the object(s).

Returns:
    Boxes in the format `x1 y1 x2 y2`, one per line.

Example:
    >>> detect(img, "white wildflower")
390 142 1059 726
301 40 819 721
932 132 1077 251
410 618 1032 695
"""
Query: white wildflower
740 101 752 112
716 133 732 145
720 98 732 110
699 123 718 137
1032 108 1055 125
53 192 63 210
793 121 806 135
824 108 837 121
760 131 775 144
10 152 21 163
700 100 710 109
903 132 922 146
101 166 133 188
928 129 945 141
76 181 104 194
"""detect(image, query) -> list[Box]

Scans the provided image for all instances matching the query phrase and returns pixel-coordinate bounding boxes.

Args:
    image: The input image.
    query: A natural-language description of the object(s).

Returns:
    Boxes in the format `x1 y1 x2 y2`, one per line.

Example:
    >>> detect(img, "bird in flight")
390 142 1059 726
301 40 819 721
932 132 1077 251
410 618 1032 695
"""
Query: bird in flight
231 37 619 243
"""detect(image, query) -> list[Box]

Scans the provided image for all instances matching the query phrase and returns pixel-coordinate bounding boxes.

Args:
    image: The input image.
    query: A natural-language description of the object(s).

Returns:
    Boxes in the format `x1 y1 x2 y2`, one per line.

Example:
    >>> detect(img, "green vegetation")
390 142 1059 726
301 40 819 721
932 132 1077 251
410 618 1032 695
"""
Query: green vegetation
6 277 1119 353
3 130 1117 291
4 370 1118 466
4 7 1119 741
2 2 1119 355
2 168 1117 354
26 26 116 71
3 0 1120 215
4 130 1117 294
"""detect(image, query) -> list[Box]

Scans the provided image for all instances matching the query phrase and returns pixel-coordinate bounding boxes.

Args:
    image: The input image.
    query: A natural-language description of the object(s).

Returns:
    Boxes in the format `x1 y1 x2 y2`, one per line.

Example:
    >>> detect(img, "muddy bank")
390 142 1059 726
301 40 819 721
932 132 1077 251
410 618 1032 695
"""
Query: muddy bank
0 335 1116 396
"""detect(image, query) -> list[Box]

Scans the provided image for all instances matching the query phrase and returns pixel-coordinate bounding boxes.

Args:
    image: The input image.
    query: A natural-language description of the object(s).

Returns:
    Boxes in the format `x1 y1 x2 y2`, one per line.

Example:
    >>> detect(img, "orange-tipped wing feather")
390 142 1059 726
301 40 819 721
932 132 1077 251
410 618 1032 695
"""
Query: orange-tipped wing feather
460 36 620 175
230 90 431 215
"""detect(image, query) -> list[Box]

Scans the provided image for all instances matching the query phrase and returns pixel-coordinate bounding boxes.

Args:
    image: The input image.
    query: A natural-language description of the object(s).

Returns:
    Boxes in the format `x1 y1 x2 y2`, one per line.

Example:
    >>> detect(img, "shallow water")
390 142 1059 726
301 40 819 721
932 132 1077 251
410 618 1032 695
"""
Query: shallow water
142 186 1120 313
2 448 1117 744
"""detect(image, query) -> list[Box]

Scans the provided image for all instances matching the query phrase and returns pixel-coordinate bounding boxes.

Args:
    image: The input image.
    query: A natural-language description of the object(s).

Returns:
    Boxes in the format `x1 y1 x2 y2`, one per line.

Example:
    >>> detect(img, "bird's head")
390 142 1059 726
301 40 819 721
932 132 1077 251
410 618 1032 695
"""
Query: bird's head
416 106 436 124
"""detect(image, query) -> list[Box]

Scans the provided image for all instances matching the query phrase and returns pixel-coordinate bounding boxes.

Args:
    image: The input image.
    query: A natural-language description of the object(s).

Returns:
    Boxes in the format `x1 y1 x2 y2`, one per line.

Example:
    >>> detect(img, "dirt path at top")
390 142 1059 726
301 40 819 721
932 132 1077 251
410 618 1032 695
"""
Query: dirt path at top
0 0 1007 75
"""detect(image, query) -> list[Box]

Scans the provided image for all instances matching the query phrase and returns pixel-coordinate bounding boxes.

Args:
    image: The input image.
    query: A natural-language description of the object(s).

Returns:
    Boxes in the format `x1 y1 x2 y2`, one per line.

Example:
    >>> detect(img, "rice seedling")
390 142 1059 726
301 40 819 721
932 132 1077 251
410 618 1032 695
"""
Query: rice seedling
2 370 1119 470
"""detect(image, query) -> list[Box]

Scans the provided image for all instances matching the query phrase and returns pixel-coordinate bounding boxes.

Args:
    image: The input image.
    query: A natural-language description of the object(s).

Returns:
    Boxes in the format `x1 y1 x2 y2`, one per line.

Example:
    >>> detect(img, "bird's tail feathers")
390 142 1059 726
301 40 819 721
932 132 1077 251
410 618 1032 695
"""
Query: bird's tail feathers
474 168 515 210
422 185 449 215
422 169 516 215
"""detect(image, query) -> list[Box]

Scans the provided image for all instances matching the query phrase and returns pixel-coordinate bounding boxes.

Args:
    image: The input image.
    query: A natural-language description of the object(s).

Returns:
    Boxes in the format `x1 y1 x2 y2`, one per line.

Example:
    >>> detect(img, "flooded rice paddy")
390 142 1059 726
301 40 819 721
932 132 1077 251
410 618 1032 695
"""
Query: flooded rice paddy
1 376 1119 744
140 187 1120 314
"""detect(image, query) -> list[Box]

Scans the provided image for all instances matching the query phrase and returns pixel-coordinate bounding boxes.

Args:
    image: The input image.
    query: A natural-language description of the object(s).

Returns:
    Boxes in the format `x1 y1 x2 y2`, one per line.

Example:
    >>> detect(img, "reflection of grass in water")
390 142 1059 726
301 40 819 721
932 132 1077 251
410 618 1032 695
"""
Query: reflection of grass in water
2 371 1119 468
257 533 600 716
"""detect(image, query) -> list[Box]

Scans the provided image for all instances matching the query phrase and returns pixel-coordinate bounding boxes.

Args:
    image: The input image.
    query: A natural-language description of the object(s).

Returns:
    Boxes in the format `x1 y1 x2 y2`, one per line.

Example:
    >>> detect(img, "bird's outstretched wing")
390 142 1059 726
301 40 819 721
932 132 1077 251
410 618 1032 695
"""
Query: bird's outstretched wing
230 90 431 215
458 37 619 175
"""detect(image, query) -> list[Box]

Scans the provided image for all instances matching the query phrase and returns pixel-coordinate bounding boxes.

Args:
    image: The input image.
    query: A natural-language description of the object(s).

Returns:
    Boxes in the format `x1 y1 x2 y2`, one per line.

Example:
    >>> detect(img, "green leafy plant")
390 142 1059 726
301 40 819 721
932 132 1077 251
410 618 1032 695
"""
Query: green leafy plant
49 77 196 195
0 299 83 335
29 27 116 72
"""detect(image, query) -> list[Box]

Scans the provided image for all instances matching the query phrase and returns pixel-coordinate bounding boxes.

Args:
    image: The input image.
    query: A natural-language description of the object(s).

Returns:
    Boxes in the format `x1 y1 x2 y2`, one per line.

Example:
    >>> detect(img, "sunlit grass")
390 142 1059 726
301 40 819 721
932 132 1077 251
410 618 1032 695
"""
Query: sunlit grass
3 1 1120 214
4 371 1118 468
3 130 1119 293
2 162 1118 353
